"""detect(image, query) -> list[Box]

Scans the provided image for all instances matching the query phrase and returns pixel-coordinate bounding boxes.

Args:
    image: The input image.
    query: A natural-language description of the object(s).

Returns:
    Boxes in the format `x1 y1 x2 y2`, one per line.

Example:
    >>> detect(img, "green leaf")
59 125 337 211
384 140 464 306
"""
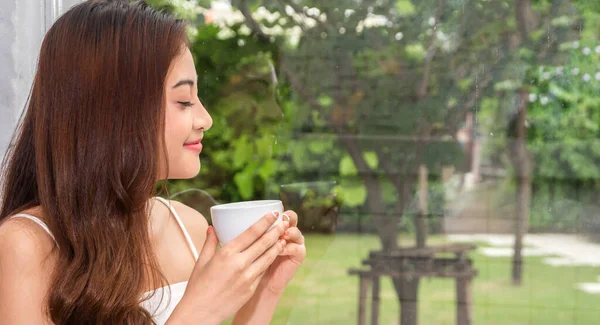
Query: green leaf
339 155 358 176
256 134 274 159
334 179 367 208
308 139 332 154
405 43 426 62
234 165 255 200
364 151 379 170
518 48 536 60
291 142 308 170
382 179 399 204
318 95 334 107
258 159 277 181
233 135 253 169
494 79 521 92
551 16 576 27
395 0 416 16
458 78 473 92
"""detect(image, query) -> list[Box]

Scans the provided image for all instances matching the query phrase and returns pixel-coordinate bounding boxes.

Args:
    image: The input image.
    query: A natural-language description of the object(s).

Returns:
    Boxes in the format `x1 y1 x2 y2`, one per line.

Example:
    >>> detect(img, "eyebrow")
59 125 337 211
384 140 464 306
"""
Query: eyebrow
172 79 195 89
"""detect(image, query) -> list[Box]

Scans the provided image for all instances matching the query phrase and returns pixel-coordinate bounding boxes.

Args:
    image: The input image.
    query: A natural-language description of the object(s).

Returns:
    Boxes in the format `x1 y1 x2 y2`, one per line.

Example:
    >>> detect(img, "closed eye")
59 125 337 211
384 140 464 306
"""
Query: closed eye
178 101 194 107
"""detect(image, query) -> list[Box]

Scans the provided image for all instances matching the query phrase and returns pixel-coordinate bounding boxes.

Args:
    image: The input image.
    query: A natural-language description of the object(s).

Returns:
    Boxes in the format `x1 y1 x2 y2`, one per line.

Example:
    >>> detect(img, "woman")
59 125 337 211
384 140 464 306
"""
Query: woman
0 0 306 324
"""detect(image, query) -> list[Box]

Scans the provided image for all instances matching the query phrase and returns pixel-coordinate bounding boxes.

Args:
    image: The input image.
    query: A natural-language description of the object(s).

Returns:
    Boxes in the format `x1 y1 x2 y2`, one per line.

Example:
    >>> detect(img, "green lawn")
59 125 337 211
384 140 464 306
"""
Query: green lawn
264 234 600 325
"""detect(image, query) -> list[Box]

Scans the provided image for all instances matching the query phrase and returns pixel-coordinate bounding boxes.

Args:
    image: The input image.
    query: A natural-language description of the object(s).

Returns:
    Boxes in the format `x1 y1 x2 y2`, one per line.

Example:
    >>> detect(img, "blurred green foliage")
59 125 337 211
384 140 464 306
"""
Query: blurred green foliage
147 0 599 234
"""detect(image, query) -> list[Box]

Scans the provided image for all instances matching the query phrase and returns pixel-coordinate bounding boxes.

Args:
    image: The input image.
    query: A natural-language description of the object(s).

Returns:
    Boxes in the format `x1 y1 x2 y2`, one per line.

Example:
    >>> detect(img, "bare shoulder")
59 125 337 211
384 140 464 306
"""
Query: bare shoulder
0 216 57 267
0 216 57 324
169 200 209 251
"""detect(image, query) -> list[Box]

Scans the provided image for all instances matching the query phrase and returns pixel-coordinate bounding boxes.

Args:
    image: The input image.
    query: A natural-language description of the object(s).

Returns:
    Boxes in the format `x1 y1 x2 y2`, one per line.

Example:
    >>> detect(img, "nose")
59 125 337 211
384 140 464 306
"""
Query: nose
192 99 212 132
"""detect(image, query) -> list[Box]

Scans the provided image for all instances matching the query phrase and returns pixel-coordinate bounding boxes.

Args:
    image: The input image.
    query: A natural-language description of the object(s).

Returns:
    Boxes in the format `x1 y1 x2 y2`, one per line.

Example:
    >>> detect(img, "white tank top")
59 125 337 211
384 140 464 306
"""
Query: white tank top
9 197 199 325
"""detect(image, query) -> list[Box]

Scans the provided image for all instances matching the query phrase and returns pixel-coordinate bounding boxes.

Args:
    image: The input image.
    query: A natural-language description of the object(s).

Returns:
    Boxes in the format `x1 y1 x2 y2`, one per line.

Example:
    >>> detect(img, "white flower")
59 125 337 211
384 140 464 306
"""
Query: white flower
429 17 436 26
339 27 346 34
596 45 600 54
528 93 537 102
306 7 320 17
265 25 284 35
542 72 551 80
540 96 549 105
217 28 235 40
573 41 580 49
583 73 591 82
595 72 600 81
237 39 245 47
304 17 317 28
356 23 364 33
238 25 251 36
395 32 404 40
583 47 592 56
572 68 580 75
556 67 564 75
363 13 389 28
285 5 294 16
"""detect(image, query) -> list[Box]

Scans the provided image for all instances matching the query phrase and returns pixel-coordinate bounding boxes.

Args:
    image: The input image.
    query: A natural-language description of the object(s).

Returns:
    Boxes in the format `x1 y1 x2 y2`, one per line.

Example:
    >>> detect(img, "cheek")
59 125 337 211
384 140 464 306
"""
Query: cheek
164 108 192 158
165 107 189 137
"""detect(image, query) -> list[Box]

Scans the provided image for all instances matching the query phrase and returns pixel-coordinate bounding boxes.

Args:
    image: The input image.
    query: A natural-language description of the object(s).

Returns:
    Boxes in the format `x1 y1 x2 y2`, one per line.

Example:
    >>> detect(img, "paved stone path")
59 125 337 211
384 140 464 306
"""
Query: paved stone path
446 233 600 294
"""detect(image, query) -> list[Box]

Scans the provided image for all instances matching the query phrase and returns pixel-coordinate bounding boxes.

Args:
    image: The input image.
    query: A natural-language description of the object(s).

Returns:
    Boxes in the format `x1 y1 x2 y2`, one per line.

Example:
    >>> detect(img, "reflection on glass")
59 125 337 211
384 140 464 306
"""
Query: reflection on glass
149 0 600 323
279 181 342 233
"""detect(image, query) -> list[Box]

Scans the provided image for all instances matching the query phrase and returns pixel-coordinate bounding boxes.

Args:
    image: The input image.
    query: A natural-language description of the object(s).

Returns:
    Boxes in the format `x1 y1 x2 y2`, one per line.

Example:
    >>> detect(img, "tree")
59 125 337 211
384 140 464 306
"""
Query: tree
225 0 578 322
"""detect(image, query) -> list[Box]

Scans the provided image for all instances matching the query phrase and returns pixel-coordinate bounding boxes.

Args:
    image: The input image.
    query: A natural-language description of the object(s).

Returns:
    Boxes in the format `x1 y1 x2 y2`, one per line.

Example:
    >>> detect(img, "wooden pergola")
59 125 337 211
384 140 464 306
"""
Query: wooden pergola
348 243 477 325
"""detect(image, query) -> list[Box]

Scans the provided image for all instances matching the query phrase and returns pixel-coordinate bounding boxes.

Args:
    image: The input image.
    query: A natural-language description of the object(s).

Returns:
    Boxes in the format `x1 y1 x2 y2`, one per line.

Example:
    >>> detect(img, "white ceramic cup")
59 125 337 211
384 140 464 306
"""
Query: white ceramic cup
210 200 284 245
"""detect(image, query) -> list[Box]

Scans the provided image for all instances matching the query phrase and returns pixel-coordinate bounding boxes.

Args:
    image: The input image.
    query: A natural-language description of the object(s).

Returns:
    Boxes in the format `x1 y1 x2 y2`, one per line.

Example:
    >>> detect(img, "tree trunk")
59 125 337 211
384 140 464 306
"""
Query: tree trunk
397 278 419 325
339 135 423 325
512 89 531 286
339 136 400 249
416 164 428 248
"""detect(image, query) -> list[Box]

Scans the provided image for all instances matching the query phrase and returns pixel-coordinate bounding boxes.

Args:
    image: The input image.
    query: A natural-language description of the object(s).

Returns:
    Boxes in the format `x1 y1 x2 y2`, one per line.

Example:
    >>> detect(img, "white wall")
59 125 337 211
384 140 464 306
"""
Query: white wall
0 0 82 163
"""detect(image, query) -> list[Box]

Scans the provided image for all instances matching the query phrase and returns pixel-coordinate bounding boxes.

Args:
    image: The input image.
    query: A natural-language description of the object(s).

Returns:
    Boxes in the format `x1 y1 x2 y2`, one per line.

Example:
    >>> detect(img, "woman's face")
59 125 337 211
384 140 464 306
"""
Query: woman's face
160 47 212 179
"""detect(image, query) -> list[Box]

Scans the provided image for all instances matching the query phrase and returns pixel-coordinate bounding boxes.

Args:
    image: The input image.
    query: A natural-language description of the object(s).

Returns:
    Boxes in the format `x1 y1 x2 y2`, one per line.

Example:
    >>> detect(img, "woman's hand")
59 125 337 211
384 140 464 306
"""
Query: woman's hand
168 212 287 325
255 210 306 295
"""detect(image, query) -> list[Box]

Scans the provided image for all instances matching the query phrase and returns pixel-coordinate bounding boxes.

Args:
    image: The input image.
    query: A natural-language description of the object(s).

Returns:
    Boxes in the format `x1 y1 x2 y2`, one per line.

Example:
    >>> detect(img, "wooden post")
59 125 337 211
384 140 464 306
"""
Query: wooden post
456 276 473 325
416 164 428 248
359 275 369 325
371 276 380 325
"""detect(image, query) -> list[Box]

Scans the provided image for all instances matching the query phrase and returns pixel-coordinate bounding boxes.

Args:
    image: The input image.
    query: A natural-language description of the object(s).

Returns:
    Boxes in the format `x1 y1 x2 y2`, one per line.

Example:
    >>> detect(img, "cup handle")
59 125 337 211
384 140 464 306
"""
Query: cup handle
267 210 283 231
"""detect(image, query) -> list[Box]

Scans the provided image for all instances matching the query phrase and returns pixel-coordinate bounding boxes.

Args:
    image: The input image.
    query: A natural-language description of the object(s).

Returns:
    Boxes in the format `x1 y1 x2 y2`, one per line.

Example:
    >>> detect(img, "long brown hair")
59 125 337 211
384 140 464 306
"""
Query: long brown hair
0 0 188 323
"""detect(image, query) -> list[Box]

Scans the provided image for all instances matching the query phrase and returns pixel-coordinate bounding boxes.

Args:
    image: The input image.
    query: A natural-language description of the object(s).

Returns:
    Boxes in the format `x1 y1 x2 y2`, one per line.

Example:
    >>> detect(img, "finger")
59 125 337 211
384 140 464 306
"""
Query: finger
249 270 268 293
281 227 304 245
225 211 280 253
279 243 307 261
242 219 287 262
247 239 286 280
196 226 218 267
282 210 298 228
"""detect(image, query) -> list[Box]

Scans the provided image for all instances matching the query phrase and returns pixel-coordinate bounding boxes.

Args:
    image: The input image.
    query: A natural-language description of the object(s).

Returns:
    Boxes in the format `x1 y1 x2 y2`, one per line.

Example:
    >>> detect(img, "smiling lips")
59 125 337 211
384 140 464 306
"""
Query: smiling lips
183 139 203 152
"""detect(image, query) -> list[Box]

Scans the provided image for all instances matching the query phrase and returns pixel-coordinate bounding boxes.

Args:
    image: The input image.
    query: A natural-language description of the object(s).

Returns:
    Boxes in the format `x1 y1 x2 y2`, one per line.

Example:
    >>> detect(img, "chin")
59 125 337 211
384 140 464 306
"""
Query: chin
168 161 201 180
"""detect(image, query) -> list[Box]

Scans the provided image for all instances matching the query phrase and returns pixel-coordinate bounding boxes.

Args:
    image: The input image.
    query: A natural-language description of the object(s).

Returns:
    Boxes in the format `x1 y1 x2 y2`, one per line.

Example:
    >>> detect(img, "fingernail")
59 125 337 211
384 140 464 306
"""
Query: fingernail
282 213 290 222
281 239 287 247
207 226 213 234
272 210 280 218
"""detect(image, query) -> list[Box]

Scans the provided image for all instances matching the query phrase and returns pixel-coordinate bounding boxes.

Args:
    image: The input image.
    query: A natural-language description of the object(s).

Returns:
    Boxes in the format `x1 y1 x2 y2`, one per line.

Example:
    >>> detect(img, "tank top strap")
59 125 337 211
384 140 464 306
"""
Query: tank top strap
9 214 58 246
153 197 199 261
